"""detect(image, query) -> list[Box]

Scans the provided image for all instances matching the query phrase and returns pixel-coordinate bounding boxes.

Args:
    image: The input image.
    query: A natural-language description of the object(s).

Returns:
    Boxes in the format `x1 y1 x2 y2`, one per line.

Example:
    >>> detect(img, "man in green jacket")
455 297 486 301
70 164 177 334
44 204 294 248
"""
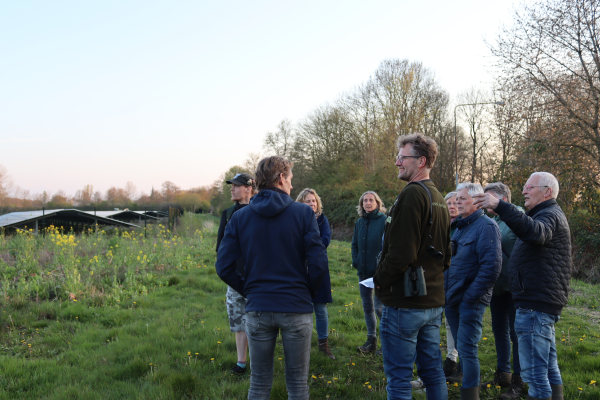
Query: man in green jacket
373 133 451 400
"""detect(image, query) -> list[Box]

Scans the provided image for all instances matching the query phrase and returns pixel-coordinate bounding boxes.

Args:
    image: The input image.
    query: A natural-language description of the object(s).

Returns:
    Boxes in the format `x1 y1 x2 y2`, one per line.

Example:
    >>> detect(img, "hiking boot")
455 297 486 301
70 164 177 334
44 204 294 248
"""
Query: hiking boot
460 386 480 400
318 338 335 360
230 364 247 375
357 337 377 353
443 357 458 377
480 369 512 390
446 363 463 384
550 384 563 400
499 374 526 399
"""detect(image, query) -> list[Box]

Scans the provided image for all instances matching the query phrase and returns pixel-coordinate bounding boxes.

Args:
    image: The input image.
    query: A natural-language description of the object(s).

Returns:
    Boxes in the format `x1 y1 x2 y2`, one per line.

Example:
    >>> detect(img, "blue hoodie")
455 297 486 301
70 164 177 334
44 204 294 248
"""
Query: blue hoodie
216 187 329 313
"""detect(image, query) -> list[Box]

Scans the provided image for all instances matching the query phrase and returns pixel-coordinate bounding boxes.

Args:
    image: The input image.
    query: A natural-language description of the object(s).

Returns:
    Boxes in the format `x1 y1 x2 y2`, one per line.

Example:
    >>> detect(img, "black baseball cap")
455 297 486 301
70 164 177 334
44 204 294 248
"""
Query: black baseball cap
226 173 255 186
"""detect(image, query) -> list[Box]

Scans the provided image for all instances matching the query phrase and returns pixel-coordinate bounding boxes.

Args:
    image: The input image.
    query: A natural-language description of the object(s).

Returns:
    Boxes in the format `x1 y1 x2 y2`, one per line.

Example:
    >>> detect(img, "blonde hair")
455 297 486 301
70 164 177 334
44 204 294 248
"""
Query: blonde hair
296 188 323 216
357 191 387 217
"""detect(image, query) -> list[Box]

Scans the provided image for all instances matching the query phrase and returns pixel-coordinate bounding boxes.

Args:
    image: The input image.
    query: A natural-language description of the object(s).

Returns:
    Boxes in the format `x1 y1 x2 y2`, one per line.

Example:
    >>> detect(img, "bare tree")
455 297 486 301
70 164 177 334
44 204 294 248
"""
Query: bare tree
0 165 13 206
490 0 600 186
263 119 295 159
457 88 495 184
243 152 262 176
124 181 137 202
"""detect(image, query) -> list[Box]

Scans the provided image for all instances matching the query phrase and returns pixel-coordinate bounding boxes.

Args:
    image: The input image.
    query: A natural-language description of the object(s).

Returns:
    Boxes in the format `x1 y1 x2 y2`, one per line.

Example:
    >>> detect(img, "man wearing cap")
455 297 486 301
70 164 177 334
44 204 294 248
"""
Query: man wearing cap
216 172 255 375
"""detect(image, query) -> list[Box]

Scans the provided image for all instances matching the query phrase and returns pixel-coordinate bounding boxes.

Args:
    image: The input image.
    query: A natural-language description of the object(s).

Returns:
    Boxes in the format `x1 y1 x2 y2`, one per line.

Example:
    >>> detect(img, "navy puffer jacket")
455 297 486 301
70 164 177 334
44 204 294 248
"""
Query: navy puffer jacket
445 209 502 307
312 213 333 304
495 199 572 315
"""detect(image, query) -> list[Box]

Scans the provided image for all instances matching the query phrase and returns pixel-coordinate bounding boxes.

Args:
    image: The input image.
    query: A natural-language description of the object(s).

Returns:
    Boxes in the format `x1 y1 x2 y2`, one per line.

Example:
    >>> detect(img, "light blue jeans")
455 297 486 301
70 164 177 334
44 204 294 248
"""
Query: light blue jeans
245 312 313 400
359 284 383 338
515 308 562 399
313 303 329 340
380 306 448 400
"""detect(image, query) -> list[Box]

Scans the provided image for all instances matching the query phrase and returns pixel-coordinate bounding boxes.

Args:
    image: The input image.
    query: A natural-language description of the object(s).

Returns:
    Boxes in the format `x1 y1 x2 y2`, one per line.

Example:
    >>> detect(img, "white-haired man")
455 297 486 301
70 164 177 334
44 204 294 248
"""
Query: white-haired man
445 182 502 399
473 172 572 400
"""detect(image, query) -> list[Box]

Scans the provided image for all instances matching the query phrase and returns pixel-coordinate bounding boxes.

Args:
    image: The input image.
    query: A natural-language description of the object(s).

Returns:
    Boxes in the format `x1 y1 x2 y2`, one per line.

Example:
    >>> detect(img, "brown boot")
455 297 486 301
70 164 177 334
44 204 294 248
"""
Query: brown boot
480 369 512 390
499 374 526 399
550 384 563 400
318 338 335 360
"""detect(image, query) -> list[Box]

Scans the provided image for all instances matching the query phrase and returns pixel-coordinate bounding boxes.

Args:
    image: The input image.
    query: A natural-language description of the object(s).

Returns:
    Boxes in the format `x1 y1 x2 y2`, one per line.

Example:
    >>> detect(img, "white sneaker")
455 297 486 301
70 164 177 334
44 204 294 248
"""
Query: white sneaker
410 378 424 389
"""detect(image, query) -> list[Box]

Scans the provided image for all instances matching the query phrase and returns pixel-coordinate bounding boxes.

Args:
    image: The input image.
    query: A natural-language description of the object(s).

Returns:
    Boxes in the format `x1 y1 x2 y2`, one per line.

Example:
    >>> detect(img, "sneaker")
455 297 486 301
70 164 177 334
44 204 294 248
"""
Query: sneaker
411 378 425 389
231 365 247 375
443 358 457 377
357 337 377 353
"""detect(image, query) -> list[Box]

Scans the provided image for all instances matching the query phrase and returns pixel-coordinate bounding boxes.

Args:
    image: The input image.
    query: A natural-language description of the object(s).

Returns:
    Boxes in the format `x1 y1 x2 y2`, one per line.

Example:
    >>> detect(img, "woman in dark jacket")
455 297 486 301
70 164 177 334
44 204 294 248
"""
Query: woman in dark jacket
351 191 387 353
296 188 335 359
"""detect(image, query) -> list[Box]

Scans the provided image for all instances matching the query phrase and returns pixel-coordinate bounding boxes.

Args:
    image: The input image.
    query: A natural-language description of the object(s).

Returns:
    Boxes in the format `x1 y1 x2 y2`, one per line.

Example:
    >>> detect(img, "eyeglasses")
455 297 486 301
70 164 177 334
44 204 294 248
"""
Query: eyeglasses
396 155 422 163
523 184 548 191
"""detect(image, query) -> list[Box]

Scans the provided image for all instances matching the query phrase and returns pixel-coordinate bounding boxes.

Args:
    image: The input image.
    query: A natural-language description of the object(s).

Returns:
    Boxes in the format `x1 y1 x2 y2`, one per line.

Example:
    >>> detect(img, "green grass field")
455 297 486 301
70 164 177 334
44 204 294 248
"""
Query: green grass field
0 214 598 399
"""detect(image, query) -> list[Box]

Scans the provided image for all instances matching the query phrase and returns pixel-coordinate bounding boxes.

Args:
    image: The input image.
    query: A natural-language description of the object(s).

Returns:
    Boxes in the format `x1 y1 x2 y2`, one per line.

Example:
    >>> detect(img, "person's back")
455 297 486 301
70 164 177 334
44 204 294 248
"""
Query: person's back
216 155 328 400
219 187 327 313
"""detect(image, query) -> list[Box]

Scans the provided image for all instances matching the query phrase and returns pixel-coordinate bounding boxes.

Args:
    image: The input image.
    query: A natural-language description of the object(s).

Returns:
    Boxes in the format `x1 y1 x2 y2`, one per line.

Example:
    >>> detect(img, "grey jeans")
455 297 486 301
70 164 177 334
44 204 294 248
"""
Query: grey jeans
245 311 313 400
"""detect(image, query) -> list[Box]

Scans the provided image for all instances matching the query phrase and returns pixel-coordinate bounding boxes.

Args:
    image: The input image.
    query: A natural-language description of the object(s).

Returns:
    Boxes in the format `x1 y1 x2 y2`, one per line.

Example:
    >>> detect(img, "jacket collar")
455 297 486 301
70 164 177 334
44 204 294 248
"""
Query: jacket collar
363 208 380 219
261 186 289 196
527 199 557 218
455 209 484 229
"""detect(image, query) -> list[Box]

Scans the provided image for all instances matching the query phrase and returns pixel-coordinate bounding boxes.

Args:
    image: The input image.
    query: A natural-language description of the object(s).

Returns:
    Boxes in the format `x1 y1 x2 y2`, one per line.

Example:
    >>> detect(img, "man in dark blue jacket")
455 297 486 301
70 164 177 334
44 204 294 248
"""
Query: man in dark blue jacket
445 182 502 400
473 172 571 400
216 155 328 400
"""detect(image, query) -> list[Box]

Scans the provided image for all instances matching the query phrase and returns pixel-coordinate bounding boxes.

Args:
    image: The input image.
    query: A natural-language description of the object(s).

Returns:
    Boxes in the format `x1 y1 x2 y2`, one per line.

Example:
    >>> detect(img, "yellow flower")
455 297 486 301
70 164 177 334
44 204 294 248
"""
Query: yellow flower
368 385 371 389
312 375 317 379
591 380 597 384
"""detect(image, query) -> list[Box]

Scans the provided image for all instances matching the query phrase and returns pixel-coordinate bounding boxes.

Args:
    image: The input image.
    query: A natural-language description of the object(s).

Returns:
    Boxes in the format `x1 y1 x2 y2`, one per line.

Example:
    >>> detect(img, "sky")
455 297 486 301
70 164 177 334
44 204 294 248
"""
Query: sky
0 0 518 198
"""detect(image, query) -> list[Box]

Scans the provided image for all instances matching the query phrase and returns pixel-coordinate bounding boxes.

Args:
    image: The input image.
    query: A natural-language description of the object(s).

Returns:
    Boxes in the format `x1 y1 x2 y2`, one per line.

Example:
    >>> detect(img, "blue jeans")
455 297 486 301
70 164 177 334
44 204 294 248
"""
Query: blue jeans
360 284 383 338
490 292 520 374
245 312 313 400
514 308 562 399
313 303 329 340
445 302 486 389
380 306 448 400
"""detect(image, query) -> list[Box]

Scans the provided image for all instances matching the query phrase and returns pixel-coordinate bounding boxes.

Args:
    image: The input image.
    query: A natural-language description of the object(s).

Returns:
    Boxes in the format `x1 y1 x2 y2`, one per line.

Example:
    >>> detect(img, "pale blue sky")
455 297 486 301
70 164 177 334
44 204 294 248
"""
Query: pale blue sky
0 0 517 197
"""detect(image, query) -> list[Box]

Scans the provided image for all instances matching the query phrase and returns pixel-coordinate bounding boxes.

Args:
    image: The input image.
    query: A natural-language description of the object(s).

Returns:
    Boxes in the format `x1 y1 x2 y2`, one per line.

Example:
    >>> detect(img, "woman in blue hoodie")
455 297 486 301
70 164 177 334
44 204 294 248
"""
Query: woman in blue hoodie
351 191 387 353
296 188 335 359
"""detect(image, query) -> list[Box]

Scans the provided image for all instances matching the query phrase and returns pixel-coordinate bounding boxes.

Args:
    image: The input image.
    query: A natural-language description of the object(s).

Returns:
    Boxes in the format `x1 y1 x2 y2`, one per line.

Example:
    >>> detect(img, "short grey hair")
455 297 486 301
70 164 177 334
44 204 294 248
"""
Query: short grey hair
456 182 484 197
531 172 559 199
484 182 511 203
444 191 458 201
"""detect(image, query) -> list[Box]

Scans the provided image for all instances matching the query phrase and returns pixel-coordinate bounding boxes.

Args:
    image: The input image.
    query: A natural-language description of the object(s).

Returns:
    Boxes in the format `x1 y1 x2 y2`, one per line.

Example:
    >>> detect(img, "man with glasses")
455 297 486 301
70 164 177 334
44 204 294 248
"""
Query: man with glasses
373 133 451 400
473 172 572 400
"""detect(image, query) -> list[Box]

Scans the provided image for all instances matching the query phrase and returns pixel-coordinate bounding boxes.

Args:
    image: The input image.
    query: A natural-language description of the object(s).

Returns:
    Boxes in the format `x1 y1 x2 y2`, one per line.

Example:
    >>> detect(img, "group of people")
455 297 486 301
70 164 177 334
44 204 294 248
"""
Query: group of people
215 133 572 400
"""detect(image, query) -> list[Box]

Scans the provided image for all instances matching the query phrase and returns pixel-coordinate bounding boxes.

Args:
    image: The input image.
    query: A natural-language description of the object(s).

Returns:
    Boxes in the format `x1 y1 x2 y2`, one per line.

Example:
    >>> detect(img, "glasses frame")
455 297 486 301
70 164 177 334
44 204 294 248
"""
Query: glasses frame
523 184 549 192
396 155 422 163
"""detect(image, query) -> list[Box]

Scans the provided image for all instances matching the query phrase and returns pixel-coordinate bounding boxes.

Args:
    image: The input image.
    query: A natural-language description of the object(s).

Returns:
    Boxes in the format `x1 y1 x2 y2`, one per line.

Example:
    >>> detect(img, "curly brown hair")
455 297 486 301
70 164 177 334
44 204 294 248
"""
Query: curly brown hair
397 133 438 169
255 156 294 190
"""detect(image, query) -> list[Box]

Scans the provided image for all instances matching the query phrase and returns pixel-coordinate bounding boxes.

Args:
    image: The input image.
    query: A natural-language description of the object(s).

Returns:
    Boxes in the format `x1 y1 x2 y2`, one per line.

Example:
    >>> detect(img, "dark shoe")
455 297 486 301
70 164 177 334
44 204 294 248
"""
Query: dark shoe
499 374 526 399
318 338 336 360
446 363 463 384
443 357 458 377
460 386 480 400
375 348 382 356
231 364 247 374
480 369 512 390
550 384 563 400
357 337 377 353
